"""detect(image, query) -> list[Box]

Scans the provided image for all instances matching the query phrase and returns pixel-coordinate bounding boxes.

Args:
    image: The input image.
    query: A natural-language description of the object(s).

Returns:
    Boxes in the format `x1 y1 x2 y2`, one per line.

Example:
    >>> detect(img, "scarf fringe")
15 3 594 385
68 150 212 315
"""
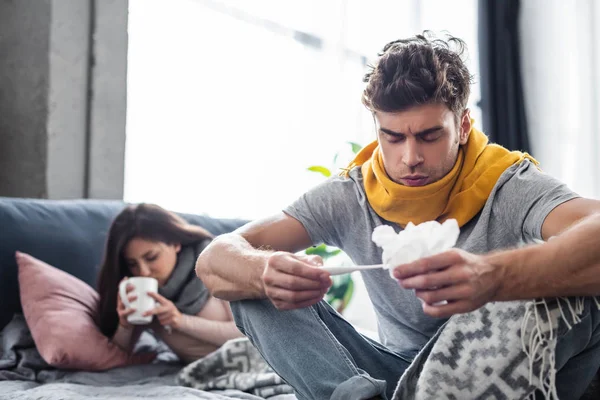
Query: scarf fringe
522 296 600 400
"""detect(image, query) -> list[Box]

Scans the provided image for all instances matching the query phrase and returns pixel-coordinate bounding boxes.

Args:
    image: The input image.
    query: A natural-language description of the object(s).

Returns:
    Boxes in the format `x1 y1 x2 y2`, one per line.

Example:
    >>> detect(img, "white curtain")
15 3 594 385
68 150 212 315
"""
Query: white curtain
520 0 600 199
124 0 480 220
125 0 480 332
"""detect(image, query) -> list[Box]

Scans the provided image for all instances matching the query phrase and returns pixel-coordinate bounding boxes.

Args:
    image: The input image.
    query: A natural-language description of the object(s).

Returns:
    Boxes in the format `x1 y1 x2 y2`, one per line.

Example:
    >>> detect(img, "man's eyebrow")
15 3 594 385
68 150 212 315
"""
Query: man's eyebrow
379 126 444 137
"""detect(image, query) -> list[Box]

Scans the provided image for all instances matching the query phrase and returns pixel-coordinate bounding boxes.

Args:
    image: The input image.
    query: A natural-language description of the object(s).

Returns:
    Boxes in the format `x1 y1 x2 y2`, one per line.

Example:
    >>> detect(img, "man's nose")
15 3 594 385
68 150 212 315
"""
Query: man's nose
402 139 424 168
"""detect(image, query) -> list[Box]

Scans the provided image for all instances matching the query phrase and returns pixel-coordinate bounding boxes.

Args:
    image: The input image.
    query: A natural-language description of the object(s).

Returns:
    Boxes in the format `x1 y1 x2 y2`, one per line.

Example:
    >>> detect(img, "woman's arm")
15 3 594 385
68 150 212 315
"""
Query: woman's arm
145 292 244 348
175 314 244 347
111 324 142 352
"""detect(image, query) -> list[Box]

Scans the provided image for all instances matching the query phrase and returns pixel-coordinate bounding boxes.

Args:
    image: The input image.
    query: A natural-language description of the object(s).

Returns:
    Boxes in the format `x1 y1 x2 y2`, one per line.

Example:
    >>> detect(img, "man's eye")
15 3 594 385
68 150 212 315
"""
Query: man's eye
421 132 442 142
146 255 158 262
387 135 405 143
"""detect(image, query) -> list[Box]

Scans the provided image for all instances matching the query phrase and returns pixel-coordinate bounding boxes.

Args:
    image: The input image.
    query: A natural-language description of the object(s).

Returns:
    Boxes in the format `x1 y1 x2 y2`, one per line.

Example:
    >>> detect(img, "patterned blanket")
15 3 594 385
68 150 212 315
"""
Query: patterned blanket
393 297 599 400
177 338 294 398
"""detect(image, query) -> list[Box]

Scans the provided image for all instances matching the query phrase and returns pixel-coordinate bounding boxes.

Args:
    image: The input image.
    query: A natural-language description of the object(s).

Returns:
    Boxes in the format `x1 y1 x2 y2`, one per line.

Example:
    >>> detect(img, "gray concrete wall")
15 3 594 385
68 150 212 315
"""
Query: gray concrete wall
0 0 52 198
0 0 128 200
46 0 92 199
88 0 128 199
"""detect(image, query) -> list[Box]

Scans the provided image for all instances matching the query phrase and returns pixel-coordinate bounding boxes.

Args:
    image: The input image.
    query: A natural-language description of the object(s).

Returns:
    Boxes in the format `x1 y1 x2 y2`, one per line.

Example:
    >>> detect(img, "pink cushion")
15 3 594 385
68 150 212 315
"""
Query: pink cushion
16 251 151 370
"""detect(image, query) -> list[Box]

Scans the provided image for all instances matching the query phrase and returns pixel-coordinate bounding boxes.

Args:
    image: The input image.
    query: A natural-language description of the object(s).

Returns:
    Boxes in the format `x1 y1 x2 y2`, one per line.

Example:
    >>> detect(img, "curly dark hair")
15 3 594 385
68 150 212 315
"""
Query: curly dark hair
362 31 474 118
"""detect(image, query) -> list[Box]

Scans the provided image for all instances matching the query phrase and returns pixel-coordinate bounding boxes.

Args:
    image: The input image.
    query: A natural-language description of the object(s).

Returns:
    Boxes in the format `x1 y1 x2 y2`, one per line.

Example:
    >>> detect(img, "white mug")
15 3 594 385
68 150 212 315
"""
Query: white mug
119 277 158 325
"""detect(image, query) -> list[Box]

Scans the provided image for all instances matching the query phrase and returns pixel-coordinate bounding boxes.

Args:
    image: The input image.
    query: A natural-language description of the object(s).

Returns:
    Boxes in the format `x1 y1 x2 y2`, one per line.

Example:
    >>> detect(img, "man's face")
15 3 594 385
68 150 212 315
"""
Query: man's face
374 103 471 186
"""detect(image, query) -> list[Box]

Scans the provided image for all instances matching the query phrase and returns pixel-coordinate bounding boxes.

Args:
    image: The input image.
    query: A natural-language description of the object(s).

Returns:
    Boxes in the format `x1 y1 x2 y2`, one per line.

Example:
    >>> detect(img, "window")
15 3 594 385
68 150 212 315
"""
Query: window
124 0 480 220
125 0 479 333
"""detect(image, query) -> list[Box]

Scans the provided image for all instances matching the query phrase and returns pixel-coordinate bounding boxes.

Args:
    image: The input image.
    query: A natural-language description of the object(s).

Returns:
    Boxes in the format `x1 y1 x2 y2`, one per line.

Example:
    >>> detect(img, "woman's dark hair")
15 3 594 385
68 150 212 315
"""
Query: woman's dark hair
362 31 474 119
96 203 213 337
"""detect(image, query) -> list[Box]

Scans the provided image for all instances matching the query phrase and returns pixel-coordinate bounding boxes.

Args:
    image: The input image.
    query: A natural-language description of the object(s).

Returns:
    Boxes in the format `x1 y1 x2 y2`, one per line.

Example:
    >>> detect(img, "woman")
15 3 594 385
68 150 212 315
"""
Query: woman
97 203 244 364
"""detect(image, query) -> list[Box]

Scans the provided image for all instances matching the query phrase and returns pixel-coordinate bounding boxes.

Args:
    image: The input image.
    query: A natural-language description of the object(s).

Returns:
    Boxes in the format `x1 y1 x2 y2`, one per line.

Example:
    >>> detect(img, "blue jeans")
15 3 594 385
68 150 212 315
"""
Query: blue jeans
232 298 600 400
230 299 411 400
552 298 600 400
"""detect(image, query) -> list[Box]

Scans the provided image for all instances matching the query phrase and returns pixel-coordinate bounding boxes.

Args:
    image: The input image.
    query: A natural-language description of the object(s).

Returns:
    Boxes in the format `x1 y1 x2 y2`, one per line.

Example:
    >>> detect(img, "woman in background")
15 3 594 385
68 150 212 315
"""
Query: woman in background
96 203 243 364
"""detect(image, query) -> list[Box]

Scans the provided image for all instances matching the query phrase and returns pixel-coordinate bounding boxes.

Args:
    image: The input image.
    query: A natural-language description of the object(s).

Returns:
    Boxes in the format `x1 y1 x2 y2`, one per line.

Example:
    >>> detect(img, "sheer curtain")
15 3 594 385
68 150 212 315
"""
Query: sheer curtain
520 0 600 199
125 0 480 331
125 0 480 220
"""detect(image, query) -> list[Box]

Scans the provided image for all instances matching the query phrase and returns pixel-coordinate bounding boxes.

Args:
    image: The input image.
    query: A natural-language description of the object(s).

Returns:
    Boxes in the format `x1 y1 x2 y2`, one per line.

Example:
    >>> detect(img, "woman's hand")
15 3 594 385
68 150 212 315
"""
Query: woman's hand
145 292 183 330
117 277 137 329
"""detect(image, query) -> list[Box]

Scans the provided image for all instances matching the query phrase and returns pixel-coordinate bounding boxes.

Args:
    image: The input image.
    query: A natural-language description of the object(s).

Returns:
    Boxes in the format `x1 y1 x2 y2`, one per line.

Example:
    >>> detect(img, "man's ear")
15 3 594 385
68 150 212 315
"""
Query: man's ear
174 243 181 253
372 112 380 142
459 109 472 145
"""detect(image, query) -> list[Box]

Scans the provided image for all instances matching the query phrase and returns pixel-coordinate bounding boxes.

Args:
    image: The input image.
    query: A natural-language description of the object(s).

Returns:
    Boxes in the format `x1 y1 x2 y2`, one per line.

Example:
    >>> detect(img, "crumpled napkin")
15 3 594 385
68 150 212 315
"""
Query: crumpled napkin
372 219 460 277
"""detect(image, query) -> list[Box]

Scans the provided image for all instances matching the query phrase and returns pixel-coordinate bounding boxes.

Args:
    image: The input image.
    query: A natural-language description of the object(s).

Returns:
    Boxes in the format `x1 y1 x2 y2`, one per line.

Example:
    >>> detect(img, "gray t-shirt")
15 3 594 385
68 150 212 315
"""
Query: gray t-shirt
284 160 579 357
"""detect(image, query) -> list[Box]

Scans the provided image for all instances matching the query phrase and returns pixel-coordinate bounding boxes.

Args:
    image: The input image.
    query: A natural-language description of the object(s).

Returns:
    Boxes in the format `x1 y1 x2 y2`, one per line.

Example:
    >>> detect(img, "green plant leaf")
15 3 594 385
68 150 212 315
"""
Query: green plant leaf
332 151 340 166
348 141 362 154
305 244 341 260
307 165 331 177
342 279 354 307
305 244 327 255
325 274 354 314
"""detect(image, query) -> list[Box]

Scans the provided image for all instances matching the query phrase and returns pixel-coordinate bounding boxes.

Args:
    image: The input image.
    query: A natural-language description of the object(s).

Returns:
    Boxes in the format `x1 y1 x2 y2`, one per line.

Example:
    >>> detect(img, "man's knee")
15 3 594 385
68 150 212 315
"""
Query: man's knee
230 298 275 336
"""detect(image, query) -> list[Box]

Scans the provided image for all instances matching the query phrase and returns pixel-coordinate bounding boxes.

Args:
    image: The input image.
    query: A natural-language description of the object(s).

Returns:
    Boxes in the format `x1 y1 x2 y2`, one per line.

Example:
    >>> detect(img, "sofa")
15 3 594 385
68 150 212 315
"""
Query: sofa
0 197 299 400
0 197 248 332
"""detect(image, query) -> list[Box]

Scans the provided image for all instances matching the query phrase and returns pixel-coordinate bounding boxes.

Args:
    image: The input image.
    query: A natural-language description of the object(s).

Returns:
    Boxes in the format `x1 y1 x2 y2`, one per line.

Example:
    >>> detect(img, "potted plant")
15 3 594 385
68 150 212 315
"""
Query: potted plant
306 141 362 314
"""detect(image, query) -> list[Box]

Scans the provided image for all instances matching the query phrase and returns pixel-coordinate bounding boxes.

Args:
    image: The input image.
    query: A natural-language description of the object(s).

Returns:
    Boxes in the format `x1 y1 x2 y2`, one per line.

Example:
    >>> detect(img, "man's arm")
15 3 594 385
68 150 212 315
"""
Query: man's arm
195 212 331 306
494 197 600 299
394 198 600 317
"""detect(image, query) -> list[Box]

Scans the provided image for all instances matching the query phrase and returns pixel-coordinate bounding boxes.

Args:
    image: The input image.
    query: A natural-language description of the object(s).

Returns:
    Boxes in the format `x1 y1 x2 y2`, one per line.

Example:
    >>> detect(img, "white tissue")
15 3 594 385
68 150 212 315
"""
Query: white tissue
372 219 459 270
372 219 460 268
372 219 460 306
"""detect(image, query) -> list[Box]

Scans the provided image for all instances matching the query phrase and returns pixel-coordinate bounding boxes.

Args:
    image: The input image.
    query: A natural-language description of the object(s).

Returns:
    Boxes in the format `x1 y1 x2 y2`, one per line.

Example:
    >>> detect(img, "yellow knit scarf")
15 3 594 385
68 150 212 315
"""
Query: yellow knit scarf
344 126 538 228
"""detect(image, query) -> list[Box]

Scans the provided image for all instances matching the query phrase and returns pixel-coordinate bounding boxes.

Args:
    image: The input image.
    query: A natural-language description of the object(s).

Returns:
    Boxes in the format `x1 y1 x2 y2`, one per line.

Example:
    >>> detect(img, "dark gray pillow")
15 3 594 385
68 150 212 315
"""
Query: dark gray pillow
0 197 249 331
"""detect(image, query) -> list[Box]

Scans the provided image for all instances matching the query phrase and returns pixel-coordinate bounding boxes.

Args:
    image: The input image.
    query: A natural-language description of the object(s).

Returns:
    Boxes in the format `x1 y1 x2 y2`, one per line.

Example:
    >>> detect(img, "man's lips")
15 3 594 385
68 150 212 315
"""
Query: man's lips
400 176 429 187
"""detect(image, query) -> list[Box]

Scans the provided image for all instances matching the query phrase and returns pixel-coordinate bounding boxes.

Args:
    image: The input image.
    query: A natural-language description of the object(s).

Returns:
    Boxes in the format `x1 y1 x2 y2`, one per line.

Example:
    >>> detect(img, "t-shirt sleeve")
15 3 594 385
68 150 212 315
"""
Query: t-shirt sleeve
493 161 580 242
283 176 356 249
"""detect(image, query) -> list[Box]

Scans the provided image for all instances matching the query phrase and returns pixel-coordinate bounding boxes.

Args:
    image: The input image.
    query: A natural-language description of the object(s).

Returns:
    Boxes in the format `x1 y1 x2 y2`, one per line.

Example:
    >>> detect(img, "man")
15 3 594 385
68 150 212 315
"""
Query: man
196 33 600 400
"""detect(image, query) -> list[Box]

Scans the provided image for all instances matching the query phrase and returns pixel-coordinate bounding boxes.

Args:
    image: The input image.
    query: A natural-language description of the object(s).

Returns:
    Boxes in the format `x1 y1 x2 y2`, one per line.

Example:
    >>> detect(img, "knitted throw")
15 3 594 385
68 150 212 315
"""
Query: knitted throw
393 297 600 400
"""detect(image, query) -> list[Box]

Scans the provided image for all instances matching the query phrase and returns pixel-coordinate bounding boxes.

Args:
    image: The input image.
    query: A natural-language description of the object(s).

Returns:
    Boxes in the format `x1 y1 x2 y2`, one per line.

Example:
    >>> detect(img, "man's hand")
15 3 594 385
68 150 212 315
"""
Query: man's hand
392 249 504 318
262 252 332 310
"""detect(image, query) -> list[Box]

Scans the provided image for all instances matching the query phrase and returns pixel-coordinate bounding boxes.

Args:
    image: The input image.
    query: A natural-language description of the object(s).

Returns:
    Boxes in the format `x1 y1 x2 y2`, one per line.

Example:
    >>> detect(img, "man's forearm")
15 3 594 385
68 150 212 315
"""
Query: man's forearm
490 213 600 301
196 233 270 301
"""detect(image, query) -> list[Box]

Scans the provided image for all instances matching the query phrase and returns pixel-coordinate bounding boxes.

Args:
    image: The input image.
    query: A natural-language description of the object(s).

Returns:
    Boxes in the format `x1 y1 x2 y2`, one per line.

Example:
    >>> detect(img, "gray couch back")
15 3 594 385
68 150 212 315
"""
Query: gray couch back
0 197 248 331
